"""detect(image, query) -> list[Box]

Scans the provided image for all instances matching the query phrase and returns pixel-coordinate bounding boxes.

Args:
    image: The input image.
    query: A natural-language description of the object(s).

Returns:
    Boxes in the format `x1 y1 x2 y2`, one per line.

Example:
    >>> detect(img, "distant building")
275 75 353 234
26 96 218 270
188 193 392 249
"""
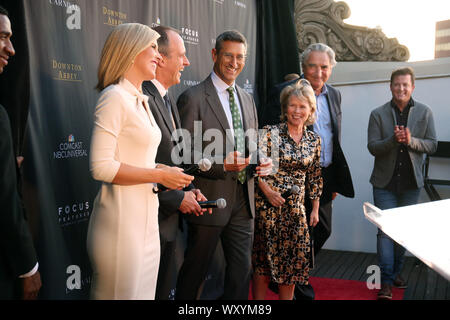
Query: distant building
435 19 450 58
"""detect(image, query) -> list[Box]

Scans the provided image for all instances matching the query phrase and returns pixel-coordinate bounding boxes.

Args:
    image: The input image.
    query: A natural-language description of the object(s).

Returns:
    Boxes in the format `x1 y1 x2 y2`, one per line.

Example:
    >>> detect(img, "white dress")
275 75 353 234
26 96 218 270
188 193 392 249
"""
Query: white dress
87 79 161 300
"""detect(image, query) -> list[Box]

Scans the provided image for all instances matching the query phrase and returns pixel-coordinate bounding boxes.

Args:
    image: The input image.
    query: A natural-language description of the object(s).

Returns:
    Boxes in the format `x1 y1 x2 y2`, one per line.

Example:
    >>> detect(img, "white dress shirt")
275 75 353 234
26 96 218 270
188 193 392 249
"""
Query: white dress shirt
210 71 244 140
19 263 39 278
151 79 167 98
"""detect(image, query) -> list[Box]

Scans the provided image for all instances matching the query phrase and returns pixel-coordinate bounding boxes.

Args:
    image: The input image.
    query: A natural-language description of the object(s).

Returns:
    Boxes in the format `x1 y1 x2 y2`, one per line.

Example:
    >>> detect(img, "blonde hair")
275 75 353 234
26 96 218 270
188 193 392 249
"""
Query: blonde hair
96 23 160 91
280 79 317 126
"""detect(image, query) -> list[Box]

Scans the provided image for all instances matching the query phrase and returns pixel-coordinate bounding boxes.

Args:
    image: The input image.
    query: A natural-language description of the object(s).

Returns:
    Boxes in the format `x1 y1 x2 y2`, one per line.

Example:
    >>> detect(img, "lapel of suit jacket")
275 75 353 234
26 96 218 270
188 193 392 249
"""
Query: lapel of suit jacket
168 92 181 129
324 84 339 137
204 76 234 146
406 102 419 130
145 81 176 133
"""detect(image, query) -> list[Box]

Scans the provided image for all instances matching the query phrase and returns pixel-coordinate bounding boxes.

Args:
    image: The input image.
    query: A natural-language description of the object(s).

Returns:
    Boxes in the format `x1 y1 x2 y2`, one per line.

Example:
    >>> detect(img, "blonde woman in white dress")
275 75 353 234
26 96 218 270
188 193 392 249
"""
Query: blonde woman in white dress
87 23 194 300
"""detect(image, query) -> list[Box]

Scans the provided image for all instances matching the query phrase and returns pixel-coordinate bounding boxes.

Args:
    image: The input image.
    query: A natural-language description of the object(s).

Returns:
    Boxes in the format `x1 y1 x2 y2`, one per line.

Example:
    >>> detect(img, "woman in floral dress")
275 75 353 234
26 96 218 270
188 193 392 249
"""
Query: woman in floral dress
252 79 323 300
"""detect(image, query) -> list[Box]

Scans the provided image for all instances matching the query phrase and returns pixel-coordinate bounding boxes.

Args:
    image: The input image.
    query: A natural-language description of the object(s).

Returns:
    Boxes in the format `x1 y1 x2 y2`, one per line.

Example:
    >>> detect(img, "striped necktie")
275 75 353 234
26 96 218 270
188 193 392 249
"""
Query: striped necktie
227 86 246 184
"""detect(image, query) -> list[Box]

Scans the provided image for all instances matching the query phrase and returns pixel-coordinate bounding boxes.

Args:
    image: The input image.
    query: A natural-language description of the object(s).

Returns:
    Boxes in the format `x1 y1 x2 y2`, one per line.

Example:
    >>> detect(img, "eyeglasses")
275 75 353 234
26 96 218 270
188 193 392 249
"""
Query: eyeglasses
221 52 247 63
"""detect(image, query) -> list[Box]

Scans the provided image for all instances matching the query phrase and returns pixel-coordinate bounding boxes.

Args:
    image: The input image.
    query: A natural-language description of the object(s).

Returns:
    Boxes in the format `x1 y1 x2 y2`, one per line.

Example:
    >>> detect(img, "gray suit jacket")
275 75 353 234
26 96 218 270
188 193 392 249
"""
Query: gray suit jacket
367 100 437 189
177 75 258 226
142 81 194 242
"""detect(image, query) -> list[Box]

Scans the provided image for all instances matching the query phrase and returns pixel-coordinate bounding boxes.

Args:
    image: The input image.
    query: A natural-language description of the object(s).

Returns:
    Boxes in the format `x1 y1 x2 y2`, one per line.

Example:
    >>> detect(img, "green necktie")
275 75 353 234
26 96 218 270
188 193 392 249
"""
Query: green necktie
227 86 246 184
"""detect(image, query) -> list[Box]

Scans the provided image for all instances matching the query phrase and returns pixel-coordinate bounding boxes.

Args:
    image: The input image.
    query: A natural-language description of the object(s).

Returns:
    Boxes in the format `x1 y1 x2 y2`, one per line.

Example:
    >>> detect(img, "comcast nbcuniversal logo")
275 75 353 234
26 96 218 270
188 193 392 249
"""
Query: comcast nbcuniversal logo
53 135 88 160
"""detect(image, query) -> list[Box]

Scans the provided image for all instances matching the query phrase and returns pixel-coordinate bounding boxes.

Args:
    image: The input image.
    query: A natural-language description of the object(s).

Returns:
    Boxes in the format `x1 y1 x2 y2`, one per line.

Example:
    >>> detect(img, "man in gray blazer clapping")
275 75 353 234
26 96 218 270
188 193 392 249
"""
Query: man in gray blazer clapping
367 67 437 300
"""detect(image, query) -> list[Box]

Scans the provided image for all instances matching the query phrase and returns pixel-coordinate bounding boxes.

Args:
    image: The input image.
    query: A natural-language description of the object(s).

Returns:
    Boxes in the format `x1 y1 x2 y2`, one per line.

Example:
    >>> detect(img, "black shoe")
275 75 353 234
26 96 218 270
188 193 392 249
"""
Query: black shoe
393 275 407 289
293 284 315 301
377 283 392 300
268 281 279 294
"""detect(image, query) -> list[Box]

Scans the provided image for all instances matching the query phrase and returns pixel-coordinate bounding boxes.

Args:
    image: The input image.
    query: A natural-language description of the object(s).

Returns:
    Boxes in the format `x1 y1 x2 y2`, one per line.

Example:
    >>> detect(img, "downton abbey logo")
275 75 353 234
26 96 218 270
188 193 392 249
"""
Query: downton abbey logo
102 6 128 27
52 59 83 82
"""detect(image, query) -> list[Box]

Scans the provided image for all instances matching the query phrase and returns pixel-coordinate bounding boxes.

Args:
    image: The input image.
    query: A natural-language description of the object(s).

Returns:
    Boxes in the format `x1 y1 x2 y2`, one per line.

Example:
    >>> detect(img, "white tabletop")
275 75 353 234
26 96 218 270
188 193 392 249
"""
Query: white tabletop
364 199 450 281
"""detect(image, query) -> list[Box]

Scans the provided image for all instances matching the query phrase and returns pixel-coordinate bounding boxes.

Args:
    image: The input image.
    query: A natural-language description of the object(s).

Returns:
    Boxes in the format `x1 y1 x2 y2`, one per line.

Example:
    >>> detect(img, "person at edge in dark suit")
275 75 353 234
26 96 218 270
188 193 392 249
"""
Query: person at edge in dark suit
264 43 355 299
0 5 42 300
142 25 210 300
175 30 272 300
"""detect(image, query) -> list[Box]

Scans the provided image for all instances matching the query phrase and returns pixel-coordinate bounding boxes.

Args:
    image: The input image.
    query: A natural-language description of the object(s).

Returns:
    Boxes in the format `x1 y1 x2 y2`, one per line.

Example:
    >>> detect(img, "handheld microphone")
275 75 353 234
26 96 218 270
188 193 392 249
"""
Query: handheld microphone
281 185 300 199
245 140 258 159
183 158 212 175
269 185 300 207
152 159 212 194
246 140 268 174
197 198 227 209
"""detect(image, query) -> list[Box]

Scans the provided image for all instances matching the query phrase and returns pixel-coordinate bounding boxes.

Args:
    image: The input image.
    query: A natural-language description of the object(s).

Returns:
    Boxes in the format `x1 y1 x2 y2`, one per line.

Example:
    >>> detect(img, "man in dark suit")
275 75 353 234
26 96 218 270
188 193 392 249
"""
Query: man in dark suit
0 5 41 300
142 26 209 300
265 43 354 299
175 30 271 300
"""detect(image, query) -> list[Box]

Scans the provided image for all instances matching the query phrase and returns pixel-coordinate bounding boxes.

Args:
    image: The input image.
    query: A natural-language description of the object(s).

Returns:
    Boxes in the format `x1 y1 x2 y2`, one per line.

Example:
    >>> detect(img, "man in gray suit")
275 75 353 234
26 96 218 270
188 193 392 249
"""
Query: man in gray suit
175 30 271 300
0 5 41 299
142 26 209 300
368 67 437 300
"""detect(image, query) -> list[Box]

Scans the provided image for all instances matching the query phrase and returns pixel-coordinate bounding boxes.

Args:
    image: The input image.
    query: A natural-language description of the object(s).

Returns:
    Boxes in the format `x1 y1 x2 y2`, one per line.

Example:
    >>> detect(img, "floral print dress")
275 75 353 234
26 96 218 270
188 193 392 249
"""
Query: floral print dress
252 122 323 285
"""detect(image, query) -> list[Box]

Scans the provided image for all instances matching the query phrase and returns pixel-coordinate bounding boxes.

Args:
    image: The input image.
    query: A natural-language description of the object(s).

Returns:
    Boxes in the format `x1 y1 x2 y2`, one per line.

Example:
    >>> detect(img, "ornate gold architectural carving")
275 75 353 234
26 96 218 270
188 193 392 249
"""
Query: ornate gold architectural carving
294 0 410 61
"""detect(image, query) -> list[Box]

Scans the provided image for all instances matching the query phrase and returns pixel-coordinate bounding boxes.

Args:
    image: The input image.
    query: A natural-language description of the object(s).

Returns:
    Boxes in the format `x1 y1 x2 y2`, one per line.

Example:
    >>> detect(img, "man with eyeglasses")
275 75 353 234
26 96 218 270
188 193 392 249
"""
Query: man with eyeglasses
176 30 271 300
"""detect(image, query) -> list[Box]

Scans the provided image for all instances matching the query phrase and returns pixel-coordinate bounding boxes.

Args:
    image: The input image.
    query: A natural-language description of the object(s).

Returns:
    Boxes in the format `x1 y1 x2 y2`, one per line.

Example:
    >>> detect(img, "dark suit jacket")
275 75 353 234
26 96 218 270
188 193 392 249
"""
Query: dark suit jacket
177 75 259 226
265 77 354 199
0 104 37 298
142 81 194 242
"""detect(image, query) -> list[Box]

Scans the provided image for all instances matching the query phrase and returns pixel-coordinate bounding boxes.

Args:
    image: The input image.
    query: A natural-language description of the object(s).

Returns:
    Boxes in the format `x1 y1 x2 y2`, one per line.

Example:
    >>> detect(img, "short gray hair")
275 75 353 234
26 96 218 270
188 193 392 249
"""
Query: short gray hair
300 43 337 68
215 30 247 54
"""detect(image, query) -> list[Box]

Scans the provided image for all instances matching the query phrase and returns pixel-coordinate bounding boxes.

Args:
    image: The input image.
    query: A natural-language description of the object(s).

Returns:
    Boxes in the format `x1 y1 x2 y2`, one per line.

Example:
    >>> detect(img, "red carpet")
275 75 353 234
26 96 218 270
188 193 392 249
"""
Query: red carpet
249 277 405 300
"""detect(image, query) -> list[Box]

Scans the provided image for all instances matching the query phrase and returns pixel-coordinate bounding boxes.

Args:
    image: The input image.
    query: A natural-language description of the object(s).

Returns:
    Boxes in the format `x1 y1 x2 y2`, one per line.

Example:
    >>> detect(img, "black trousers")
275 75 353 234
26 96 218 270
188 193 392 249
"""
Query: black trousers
155 237 178 300
175 184 253 300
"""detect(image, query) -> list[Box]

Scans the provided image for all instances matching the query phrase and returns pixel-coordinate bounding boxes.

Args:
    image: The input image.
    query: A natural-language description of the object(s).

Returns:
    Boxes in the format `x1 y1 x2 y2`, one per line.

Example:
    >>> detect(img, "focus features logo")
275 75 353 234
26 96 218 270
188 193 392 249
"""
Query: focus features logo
181 27 199 45
53 135 88 160
58 201 91 227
